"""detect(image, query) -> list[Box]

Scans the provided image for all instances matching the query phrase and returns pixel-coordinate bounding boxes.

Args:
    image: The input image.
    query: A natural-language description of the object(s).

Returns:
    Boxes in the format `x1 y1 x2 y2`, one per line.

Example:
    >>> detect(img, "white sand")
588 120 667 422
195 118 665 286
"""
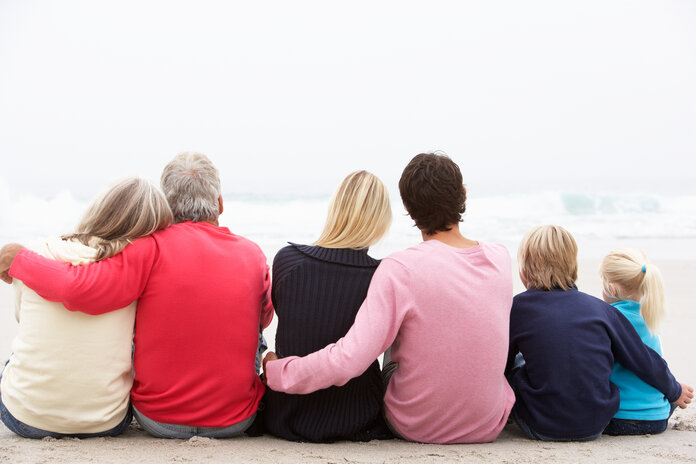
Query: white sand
1 260 695 463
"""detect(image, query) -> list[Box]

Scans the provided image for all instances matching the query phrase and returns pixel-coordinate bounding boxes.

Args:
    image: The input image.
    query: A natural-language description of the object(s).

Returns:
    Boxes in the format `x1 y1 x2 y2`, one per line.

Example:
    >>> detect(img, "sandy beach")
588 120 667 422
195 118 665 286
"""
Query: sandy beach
1 258 695 463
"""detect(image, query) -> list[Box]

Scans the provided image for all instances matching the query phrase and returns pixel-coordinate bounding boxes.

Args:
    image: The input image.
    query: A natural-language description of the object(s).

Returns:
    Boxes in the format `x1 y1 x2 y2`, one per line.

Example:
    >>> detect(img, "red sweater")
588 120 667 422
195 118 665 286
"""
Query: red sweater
9 222 273 427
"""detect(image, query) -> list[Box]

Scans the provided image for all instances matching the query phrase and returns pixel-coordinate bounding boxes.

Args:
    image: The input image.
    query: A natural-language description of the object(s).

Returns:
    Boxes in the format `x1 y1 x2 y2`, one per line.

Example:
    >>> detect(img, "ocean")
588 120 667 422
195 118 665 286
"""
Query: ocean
1 188 695 262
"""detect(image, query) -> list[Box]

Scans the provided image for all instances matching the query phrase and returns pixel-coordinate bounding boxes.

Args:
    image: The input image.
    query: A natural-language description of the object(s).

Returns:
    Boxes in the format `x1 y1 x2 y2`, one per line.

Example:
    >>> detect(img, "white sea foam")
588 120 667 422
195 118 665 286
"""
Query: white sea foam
1 181 695 261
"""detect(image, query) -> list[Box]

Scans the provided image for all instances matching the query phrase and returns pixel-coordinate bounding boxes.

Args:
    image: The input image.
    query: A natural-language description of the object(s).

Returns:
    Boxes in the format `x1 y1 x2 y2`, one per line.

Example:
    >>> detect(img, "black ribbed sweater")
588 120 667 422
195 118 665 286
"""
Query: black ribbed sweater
262 243 392 442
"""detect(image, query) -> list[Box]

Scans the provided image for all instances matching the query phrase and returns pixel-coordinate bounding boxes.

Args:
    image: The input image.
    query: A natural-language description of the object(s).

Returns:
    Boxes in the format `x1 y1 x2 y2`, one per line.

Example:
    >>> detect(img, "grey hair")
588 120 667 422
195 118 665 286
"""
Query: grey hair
161 152 222 223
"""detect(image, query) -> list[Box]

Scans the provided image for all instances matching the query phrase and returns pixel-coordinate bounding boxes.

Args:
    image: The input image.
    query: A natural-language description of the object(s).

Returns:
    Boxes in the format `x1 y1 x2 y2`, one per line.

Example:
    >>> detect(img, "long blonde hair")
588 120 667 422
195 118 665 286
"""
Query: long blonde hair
518 225 578 291
314 170 392 250
600 248 665 333
63 177 174 261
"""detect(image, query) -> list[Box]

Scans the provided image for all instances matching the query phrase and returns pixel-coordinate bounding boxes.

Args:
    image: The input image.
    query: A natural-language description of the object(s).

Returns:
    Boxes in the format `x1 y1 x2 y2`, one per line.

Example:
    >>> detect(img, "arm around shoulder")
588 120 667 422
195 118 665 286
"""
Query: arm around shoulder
607 305 682 402
9 236 159 315
265 257 410 394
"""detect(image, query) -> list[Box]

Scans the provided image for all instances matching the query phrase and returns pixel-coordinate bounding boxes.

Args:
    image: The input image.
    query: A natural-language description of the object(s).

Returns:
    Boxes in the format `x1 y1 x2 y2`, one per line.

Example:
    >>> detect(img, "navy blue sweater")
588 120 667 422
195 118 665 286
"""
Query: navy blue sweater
262 244 392 442
506 287 681 439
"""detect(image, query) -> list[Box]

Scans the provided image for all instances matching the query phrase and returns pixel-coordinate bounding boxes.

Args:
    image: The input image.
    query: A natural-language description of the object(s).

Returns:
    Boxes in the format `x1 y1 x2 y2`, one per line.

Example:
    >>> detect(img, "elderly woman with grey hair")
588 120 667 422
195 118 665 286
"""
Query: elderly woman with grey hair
0 152 274 439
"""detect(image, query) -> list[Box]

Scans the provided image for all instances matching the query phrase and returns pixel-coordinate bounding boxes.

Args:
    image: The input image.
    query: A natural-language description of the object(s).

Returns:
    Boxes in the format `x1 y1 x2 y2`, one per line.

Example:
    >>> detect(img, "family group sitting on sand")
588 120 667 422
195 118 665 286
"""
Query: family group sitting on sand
0 152 692 444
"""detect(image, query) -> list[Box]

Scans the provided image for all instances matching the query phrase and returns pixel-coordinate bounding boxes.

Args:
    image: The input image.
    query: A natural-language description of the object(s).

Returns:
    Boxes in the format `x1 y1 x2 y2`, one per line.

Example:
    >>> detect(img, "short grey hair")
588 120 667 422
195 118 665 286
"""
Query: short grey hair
161 152 222 223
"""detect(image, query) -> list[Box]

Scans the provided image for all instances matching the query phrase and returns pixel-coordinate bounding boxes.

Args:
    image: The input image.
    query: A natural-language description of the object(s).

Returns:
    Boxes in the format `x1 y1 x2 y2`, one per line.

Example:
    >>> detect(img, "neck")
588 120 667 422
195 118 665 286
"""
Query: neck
175 218 219 226
421 224 478 249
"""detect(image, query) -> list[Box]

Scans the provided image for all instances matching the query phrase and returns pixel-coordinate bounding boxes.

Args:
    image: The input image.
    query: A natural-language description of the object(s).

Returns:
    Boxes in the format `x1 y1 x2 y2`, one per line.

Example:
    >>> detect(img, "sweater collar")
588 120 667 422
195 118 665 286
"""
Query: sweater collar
289 243 380 268
611 300 640 313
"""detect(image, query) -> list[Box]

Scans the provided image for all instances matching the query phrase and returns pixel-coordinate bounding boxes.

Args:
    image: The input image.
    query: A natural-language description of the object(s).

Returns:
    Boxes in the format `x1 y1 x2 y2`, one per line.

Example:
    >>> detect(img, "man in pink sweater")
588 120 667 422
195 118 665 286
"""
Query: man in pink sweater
0 153 273 438
264 153 515 444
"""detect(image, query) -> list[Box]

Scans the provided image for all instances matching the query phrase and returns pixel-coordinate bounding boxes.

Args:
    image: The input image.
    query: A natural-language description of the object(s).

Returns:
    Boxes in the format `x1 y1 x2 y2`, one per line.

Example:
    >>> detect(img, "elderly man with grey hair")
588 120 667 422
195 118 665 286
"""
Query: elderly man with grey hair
0 153 274 438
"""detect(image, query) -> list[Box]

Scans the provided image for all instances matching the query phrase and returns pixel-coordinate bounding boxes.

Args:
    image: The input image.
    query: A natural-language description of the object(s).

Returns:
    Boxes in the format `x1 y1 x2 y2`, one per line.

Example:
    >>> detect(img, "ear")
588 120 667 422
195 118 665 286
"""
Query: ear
218 195 224 215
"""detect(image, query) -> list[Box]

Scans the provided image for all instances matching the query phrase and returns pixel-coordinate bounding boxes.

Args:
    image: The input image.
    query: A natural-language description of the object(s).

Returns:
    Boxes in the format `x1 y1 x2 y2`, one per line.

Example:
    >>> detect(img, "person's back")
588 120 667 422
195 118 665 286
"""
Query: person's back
382 240 513 443
3 239 135 435
131 221 270 426
0 177 173 438
1 153 274 438
264 153 515 444
264 171 394 442
263 244 387 442
510 287 629 438
507 225 689 441
601 249 677 435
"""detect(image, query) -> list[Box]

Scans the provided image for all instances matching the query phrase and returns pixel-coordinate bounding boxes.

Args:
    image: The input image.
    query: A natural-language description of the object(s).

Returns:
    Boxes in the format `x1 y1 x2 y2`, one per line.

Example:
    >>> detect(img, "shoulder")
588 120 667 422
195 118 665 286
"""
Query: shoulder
481 242 511 261
273 243 306 267
29 237 98 265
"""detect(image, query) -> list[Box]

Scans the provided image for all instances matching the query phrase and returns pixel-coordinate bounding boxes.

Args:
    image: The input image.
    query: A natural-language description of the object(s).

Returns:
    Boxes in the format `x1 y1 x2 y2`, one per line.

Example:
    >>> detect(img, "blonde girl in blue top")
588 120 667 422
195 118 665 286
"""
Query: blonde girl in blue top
600 248 685 435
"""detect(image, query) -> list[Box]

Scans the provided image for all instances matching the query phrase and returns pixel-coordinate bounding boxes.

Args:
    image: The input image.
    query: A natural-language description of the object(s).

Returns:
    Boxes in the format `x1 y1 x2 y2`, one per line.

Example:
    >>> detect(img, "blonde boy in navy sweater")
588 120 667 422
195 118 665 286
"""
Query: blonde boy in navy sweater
506 225 692 441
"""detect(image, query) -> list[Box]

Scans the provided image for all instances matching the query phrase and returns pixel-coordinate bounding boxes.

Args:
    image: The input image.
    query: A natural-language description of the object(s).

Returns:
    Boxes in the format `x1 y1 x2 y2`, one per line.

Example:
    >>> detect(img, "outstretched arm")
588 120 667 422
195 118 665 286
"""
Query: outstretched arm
6 237 158 315
265 258 409 394
608 307 683 402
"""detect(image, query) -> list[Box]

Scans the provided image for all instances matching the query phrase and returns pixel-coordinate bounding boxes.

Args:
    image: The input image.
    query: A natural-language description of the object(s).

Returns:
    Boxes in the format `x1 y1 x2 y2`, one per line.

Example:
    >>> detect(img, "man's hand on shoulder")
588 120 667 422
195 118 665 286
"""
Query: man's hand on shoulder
0 243 25 284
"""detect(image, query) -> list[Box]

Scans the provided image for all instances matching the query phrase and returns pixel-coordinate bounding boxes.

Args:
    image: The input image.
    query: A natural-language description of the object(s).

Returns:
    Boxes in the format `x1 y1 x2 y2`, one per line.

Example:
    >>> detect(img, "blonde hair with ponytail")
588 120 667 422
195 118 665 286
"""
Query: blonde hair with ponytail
600 248 665 333
63 177 174 261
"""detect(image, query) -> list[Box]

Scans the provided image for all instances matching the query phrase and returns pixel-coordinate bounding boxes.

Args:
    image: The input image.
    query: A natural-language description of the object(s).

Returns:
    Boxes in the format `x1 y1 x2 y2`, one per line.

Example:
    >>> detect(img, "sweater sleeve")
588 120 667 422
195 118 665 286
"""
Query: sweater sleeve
606 305 682 402
266 257 409 394
8 237 158 315
260 264 274 329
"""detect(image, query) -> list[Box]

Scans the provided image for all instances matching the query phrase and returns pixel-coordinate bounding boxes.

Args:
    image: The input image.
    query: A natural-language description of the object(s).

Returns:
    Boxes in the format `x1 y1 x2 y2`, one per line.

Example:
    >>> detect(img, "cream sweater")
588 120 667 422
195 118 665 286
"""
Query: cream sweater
0 238 135 433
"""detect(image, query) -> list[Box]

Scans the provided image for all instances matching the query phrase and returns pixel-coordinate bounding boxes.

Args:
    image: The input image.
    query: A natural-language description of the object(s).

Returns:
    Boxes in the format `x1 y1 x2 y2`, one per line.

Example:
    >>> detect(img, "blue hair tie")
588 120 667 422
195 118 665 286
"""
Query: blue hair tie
641 264 646 273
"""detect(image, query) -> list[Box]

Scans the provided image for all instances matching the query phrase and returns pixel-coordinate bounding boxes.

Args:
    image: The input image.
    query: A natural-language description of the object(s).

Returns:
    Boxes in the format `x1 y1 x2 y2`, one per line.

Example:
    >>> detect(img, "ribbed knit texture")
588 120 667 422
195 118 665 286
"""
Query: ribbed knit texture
263 243 391 442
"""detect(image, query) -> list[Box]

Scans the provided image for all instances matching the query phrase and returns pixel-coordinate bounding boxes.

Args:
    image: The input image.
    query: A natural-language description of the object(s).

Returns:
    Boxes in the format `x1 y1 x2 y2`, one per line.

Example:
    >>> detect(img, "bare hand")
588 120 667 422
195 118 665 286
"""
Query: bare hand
0 244 25 284
673 383 694 409
262 351 278 385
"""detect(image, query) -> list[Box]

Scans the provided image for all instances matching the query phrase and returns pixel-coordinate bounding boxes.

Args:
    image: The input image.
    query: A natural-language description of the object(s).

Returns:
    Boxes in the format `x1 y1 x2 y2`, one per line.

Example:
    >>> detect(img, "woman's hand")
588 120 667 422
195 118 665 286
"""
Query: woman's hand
262 351 278 385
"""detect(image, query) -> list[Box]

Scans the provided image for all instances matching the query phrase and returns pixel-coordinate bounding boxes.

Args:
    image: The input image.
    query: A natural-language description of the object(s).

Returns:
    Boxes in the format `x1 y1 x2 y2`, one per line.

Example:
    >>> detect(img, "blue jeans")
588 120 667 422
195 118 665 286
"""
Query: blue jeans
256 332 268 375
0 361 132 439
510 404 602 442
133 406 255 439
603 404 677 436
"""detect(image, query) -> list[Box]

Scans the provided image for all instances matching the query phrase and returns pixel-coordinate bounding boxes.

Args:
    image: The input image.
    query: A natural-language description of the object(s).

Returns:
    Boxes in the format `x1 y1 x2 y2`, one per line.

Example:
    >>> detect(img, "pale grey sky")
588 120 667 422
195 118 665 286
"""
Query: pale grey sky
1 0 695 200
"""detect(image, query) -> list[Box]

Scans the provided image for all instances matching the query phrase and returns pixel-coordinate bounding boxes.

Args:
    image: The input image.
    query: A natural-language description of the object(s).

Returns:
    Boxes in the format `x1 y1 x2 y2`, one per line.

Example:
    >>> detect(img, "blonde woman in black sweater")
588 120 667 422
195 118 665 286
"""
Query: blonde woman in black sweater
263 170 393 442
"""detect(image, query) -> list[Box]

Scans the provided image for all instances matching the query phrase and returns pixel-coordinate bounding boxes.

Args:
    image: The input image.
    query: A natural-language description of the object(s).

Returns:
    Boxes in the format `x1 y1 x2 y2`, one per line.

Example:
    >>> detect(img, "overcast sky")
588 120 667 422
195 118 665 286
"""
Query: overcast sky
1 0 695 200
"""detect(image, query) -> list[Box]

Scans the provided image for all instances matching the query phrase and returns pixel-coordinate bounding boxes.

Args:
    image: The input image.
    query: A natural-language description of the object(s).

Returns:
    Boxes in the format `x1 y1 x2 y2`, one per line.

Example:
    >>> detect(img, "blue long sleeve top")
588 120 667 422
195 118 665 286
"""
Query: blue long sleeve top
609 300 671 420
506 287 681 439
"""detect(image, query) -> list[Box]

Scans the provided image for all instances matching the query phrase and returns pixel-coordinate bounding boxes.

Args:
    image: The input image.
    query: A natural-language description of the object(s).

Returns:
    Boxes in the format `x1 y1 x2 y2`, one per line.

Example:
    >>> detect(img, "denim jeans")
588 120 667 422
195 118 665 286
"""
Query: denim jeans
510 404 602 442
256 332 268 375
133 406 255 439
603 404 677 436
0 361 132 439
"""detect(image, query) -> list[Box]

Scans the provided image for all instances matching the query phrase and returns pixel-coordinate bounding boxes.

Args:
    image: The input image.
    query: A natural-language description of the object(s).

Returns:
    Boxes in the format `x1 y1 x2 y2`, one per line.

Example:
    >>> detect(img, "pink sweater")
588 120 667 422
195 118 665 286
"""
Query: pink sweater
266 240 515 444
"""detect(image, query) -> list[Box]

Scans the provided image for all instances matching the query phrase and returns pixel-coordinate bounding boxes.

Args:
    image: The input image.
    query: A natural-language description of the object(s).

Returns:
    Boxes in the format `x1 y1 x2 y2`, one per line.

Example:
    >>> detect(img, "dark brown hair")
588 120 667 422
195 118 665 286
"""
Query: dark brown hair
398 153 467 235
